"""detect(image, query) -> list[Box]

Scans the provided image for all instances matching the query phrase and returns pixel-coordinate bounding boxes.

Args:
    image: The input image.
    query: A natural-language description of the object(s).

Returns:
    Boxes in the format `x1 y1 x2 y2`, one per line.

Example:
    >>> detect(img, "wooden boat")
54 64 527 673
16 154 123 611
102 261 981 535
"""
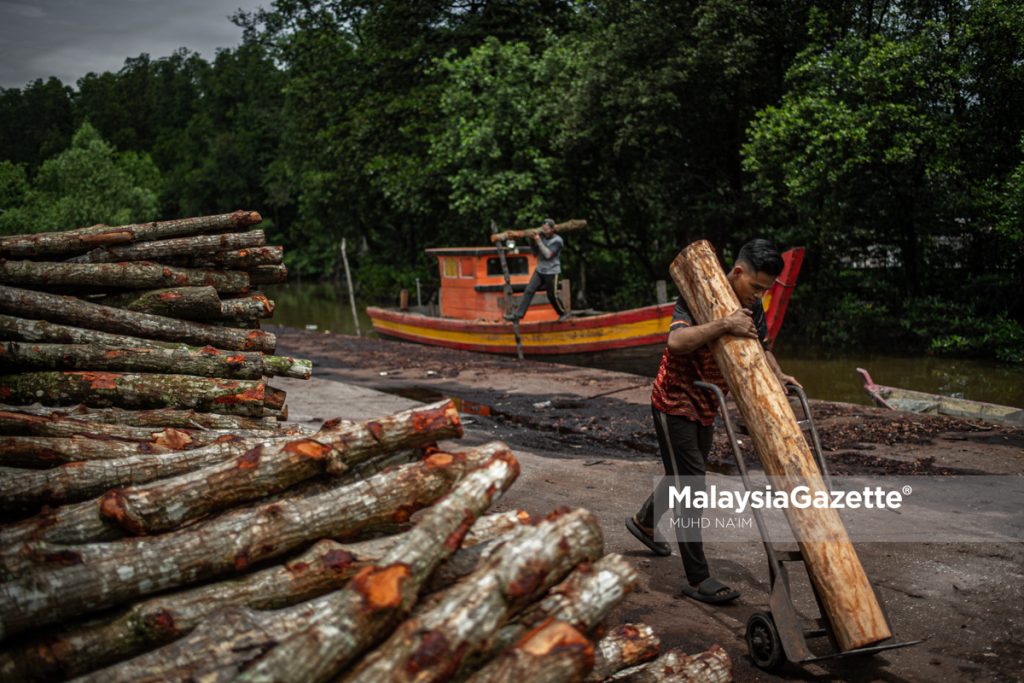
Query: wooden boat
857 368 1024 427
367 245 804 356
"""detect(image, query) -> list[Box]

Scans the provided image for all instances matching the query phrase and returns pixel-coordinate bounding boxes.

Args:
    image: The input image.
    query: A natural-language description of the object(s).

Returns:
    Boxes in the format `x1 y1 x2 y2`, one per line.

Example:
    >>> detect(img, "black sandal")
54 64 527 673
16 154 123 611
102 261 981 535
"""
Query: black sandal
679 577 740 604
625 516 671 556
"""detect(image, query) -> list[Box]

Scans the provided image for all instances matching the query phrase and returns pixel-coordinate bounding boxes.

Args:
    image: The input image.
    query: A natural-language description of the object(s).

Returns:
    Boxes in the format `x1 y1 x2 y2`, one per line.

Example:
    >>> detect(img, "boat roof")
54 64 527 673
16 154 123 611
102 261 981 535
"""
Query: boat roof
425 246 533 257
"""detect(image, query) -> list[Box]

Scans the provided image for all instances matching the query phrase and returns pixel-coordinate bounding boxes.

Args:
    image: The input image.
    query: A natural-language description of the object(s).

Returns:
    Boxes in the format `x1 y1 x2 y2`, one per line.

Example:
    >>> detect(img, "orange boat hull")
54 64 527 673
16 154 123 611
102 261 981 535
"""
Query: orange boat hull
366 304 675 355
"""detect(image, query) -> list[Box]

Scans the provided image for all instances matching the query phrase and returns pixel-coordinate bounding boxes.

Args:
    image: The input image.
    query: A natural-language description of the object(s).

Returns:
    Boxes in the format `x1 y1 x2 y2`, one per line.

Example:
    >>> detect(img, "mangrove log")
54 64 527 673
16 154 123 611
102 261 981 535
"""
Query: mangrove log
92 286 223 319
184 246 284 270
0 408 280 442
222 451 520 683
610 645 732 683
484 553 639 661
0 435 175 467
220 293 276 320
68 229 266 264
0 342 310 380
99 399 463 534
587 624 661 682
342 508 605 683
247 264 288 285
0 402 279 429
464 619 594 683
0 442 506 639
0 260 249 294
0 286 276 351
0 371 280 416
670 240 890 650
0 210 262 258
490 219 587 244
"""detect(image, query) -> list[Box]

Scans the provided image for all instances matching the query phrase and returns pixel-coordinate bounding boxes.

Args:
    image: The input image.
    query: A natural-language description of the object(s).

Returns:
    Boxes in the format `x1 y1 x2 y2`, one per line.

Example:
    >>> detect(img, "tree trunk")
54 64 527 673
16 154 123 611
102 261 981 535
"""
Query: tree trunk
490 219 587 244
0 408 279 441
670 240 890 650
342 508 605 683
0 260 250 294
465 619 595 683
92 287 223 319
0 342 305 380
0 442 508 640
99 400 463 535
0 210 262 258
586 624 661 682
182 246 283 270
0 402 279 429
220 293 276 320
247 264 288 285
0 435 175 467
0 435 267 514
216 451 520 683
482 553 639 663
67 230 266 264
610 645 732 683
0 286 277 352
0 371 278 416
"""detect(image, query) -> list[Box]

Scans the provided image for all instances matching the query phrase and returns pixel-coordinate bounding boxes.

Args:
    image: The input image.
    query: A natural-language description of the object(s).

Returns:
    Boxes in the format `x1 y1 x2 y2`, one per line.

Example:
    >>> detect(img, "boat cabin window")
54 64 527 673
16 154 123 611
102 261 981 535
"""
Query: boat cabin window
441 257 458 278
486 257 529 276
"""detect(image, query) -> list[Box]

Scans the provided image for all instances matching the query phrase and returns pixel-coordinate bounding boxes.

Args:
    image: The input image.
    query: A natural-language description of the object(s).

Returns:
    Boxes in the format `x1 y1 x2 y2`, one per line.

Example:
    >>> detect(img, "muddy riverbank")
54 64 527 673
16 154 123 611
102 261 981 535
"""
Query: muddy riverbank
272 326 1024 682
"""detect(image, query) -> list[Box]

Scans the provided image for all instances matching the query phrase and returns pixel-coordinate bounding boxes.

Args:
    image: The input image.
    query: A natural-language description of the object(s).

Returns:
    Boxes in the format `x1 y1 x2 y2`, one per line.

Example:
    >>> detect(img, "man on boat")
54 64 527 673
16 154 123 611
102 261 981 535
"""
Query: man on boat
625 238 800 605
505 218 568 322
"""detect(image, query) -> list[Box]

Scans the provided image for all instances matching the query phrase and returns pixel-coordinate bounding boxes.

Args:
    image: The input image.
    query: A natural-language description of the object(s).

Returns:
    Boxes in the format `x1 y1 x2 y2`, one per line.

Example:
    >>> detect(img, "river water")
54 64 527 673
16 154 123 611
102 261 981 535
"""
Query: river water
265 282 1024 409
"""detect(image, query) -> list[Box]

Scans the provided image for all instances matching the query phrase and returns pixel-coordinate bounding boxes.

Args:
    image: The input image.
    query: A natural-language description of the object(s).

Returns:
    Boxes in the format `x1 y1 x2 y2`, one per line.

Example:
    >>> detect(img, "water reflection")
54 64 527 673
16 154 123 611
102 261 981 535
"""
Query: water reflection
264 281 1024 409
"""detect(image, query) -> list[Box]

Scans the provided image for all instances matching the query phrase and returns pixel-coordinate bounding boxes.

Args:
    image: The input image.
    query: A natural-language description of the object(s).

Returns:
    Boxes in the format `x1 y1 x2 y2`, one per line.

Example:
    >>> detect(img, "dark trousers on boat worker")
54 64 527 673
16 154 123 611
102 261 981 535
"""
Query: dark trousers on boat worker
636 406 713 584
513 271 566 319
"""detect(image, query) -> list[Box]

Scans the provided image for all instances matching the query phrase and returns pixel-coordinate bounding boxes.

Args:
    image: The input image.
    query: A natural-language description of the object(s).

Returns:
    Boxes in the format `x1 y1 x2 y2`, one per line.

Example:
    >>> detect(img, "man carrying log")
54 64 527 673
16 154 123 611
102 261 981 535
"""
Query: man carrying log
626 238 800 604
504 219 568 322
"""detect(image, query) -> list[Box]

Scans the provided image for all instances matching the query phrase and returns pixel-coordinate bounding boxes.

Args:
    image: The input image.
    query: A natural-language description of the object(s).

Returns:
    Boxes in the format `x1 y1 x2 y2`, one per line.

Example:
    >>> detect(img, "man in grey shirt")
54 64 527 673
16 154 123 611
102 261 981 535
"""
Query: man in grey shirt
506 218 568 321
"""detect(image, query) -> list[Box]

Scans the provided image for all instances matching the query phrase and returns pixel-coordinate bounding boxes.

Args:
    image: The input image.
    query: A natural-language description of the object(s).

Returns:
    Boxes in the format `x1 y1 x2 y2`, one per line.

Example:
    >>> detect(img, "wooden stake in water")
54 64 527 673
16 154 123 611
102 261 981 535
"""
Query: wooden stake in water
339 238 361 337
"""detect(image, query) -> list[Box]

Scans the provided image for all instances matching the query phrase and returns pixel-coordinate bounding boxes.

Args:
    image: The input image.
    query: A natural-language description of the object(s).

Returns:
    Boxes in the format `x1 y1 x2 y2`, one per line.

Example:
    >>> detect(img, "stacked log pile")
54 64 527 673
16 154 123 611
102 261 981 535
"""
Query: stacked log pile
0 211 308 421
0 397 732 681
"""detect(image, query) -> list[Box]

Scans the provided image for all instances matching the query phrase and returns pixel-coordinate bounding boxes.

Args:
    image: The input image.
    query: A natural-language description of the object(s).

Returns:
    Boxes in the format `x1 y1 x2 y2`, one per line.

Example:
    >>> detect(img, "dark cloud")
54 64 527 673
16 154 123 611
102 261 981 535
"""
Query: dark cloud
0 0 267 89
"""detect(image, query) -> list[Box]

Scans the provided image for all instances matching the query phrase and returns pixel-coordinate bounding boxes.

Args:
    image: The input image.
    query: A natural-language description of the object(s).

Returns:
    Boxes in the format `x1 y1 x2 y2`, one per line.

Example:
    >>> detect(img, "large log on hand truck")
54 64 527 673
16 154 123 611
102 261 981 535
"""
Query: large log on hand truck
670 240 891 652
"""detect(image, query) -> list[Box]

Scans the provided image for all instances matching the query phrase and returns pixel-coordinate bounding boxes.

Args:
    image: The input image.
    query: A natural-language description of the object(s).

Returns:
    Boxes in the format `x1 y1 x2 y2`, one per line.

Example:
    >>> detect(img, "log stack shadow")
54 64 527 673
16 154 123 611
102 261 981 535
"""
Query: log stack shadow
0 213 730 682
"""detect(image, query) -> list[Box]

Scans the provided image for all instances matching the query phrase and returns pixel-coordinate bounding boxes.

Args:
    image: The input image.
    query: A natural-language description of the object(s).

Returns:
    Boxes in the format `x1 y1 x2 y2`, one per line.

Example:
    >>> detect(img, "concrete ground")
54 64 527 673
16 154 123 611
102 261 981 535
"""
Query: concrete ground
272 327 1024 683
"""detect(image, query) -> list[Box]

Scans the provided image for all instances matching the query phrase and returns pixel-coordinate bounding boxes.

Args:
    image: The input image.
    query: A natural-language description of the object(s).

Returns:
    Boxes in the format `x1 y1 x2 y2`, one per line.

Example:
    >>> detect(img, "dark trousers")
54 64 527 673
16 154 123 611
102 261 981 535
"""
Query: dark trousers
515 271 565 317
637 405 714 585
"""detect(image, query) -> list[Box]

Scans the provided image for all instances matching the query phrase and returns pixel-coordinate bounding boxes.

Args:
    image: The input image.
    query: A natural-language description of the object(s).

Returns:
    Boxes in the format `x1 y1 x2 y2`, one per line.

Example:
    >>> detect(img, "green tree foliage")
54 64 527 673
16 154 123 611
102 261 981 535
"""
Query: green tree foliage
0 122 161 234
0 1 1020 360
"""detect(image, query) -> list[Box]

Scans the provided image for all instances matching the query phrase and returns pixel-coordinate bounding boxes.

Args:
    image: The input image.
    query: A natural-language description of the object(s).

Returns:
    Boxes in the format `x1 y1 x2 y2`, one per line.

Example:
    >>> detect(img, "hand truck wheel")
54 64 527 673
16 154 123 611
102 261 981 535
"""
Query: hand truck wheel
746 611 786 672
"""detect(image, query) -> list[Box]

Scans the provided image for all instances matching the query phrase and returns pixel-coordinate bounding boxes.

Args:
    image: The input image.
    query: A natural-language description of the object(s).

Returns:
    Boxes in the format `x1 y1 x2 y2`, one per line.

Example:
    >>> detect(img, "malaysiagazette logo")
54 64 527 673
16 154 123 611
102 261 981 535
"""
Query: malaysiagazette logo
668 484 905 514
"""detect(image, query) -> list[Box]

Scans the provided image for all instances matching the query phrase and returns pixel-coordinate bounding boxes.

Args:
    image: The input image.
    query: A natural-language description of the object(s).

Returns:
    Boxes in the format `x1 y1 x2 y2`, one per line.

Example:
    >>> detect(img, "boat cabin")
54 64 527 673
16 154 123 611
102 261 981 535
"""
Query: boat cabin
426 247 565 322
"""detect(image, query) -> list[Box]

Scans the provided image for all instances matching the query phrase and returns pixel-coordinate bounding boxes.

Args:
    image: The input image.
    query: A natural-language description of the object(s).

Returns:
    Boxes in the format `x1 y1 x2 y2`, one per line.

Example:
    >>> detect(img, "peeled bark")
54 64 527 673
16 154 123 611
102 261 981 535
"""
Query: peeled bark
0 286 276 351
220 293 276 320
0 260 250 294
342 508 605 683
609 645 732 683
586 624 661 682
490 219 587 244
0 342 306 380
0 442 506 640
100 400 463 535
247 264 288 285
0 371 278 416
68 230 266 264
0 402 278 429
671 240 890 650
0 210 262 258
464 619 595 683
92 287 223 319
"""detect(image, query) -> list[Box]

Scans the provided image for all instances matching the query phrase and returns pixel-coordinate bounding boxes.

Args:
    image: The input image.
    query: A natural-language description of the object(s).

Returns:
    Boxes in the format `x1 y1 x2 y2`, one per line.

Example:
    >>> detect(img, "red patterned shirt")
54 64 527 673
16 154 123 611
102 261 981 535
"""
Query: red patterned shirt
651 296 768 425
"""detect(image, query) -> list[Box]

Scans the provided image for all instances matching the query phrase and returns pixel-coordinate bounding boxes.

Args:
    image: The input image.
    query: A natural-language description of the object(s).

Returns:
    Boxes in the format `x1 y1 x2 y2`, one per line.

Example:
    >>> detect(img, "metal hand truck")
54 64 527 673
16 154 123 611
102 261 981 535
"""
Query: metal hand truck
694 381 921 672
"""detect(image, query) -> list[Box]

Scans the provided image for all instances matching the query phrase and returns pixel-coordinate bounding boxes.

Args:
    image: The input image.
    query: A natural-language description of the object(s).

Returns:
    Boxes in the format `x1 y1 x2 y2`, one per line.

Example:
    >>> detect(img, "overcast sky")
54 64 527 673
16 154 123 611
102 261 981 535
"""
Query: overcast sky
0 0 269 89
